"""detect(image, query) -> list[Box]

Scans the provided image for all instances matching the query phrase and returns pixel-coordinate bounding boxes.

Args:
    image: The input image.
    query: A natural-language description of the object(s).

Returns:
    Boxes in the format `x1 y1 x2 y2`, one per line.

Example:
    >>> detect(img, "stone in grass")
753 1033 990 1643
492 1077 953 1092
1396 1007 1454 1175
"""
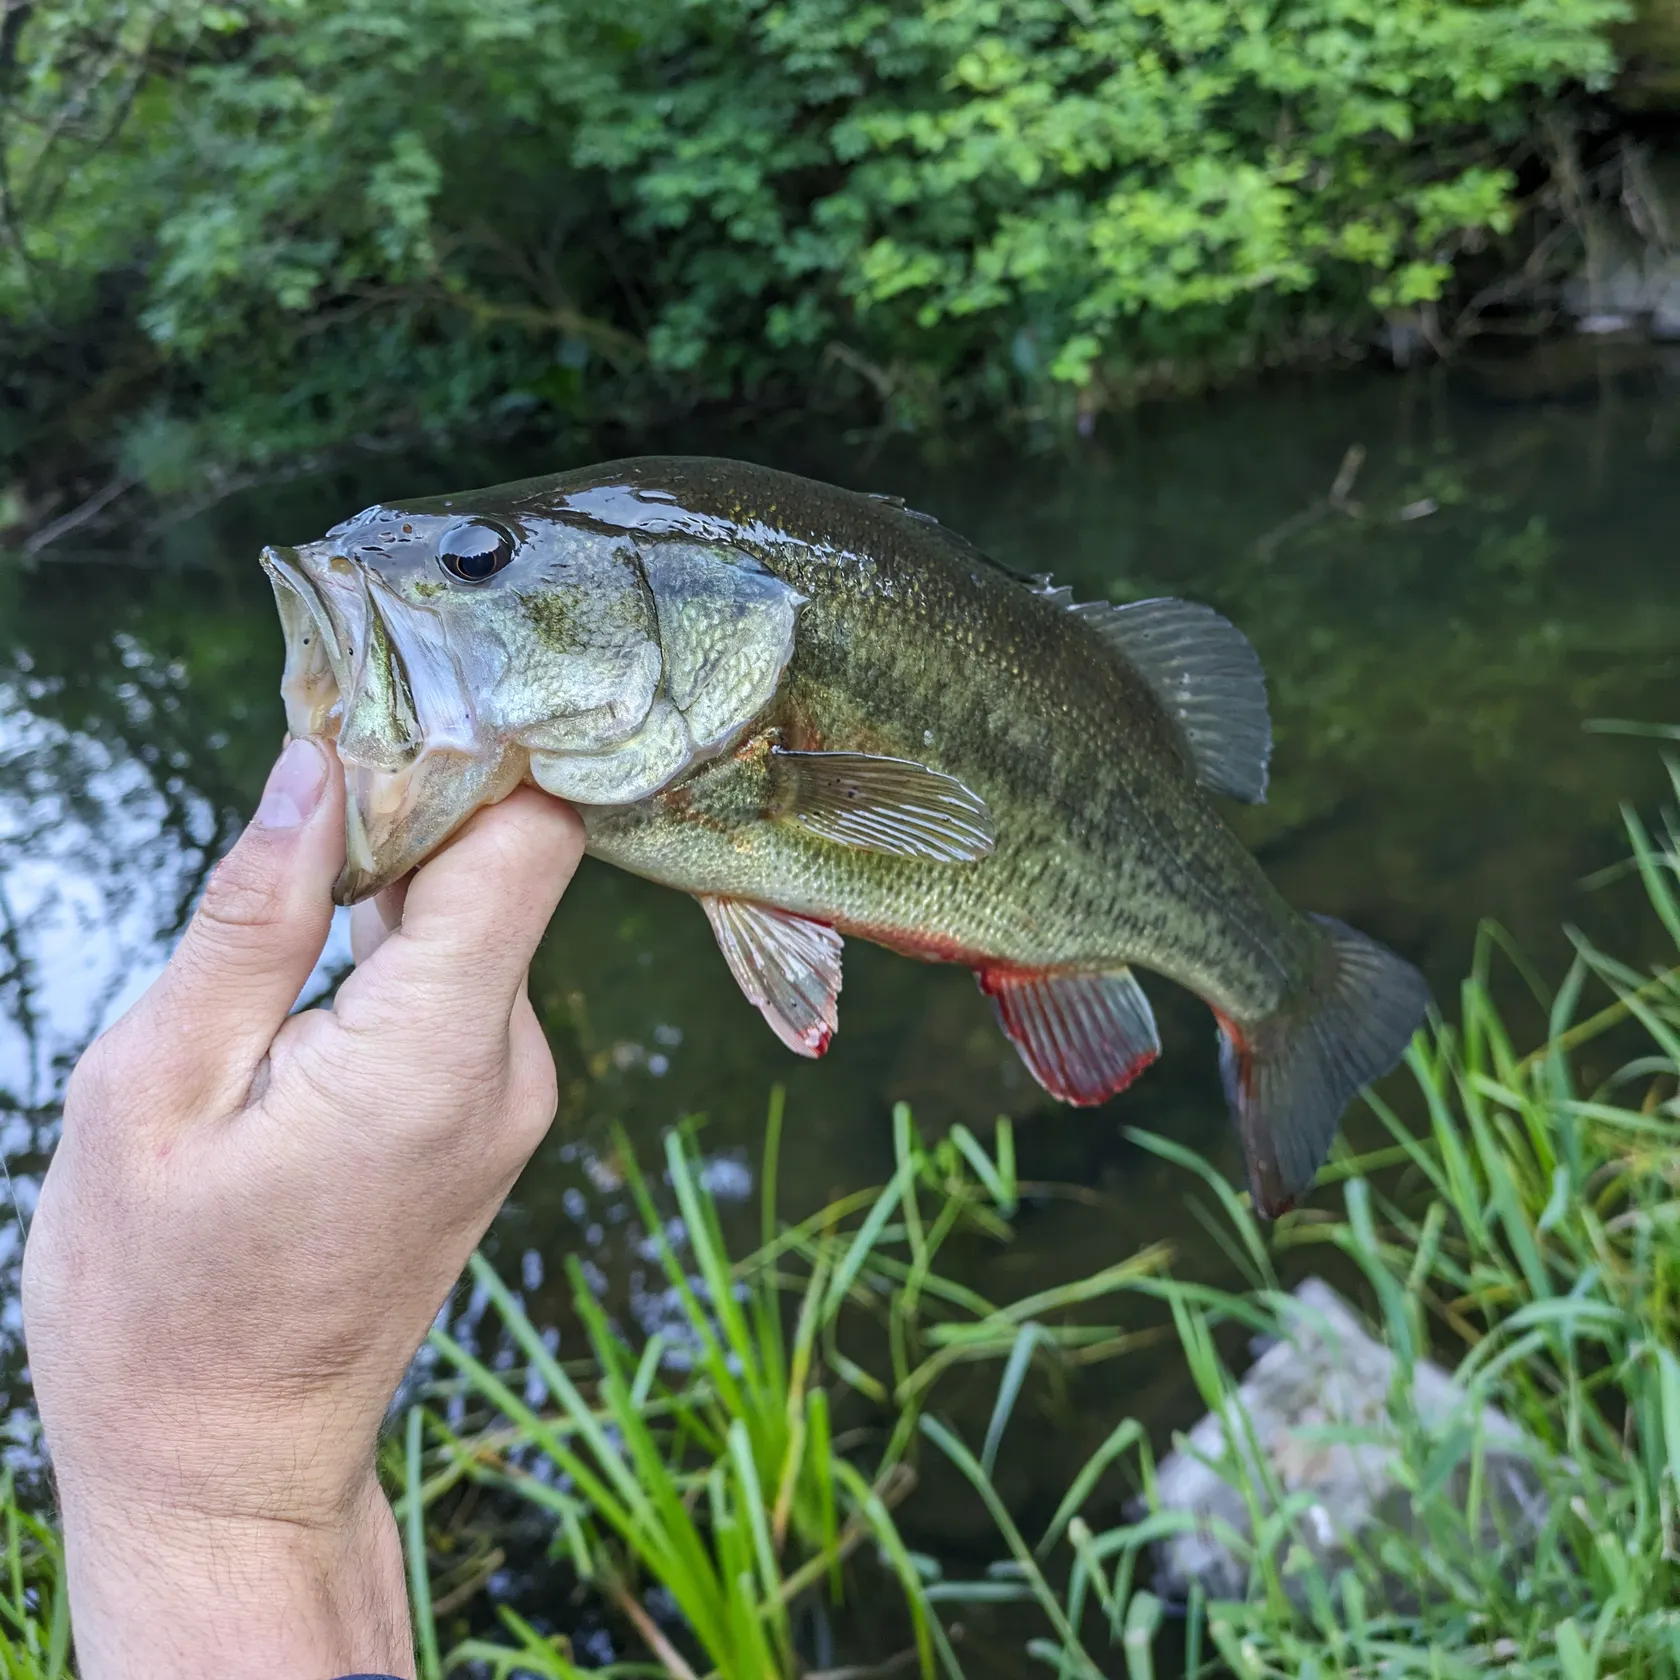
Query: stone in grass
1147 1278 1554 1609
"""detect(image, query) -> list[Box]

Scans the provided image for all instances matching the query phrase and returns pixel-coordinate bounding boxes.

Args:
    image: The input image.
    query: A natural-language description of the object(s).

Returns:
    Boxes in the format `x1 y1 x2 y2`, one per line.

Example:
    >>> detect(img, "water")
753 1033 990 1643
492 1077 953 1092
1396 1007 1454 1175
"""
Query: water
2 361 1678 1655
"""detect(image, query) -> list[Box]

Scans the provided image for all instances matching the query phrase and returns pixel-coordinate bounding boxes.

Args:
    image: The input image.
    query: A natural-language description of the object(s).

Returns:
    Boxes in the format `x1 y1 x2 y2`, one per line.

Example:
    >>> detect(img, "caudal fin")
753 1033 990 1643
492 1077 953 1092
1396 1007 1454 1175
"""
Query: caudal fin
1216 915 1430 1218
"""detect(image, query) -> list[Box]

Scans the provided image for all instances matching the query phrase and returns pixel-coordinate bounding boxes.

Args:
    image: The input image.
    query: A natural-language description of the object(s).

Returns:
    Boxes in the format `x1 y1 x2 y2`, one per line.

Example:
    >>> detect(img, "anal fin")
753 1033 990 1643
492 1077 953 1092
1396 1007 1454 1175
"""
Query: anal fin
978 966 1160 1105
701 896 843 1057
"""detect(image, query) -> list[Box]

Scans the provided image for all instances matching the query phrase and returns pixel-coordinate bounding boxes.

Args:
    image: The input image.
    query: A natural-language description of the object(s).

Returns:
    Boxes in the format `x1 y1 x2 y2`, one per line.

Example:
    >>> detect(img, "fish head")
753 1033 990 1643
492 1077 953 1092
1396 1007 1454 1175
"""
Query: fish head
262 500 665 904
263 479 807 905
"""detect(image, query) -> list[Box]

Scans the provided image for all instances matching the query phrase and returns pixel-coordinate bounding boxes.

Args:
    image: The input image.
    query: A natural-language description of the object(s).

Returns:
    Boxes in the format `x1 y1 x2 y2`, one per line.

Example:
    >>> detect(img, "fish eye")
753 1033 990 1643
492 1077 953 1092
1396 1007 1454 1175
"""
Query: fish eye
436 518 517 583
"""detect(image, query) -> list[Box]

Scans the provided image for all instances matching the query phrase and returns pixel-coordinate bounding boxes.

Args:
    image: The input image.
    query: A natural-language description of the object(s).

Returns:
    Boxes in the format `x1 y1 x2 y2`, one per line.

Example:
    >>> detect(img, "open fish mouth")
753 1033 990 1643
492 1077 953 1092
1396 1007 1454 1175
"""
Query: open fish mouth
262 545 348 742
261 545 523 905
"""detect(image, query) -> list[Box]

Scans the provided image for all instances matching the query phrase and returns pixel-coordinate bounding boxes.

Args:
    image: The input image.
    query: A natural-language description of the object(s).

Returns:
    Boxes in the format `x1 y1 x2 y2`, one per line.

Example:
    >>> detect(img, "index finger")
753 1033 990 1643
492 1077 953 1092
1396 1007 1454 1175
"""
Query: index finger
332 787 585 1036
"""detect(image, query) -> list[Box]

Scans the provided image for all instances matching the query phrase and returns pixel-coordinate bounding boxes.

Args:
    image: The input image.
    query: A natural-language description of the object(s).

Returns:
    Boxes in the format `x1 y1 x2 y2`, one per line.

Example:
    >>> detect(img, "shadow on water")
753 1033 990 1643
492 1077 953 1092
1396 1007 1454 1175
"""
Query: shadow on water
1 363 1678 1642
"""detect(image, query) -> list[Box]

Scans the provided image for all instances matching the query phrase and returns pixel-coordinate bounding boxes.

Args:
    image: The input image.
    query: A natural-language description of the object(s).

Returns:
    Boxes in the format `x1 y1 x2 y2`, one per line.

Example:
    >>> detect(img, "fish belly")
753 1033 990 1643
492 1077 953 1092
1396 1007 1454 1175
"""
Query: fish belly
581 777 1306 1024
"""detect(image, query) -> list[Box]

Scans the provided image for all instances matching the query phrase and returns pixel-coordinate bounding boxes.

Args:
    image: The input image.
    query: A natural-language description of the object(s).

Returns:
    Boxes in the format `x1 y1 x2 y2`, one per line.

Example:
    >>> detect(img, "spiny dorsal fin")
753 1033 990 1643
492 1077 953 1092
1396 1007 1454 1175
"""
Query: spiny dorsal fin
869 490 941 526
701 896 843 1056
1030 574 1076 608
768 748 996 863
1071 594 1272 804
977 966 1160 1105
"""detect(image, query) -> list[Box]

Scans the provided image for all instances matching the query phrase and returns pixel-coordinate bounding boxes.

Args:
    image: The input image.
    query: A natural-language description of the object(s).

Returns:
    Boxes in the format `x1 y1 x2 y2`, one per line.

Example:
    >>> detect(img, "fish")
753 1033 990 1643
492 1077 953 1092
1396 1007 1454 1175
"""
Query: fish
261 456 1430 1216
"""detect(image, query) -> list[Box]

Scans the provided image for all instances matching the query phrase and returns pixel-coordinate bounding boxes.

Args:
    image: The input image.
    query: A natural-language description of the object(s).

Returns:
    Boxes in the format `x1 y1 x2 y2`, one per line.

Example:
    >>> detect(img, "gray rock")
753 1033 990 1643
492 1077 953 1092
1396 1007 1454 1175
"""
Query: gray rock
1147 1278 1554 1607
1563 253 1680 336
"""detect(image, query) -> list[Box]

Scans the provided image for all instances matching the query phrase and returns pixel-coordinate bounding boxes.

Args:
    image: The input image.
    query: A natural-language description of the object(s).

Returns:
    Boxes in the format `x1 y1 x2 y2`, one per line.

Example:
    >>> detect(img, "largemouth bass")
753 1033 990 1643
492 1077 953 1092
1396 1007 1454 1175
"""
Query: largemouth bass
261 457 1428 1215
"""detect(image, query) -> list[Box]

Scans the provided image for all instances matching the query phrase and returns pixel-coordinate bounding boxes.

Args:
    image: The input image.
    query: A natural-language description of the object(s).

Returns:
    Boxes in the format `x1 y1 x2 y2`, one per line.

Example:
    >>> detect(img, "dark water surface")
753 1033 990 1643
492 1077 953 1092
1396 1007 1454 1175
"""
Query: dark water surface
3 364 1678 1661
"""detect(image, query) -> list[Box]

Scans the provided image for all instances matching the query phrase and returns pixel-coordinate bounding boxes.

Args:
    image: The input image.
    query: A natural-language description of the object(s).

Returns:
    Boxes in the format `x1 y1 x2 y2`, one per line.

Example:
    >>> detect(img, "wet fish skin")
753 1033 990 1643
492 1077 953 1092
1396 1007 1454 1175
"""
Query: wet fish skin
482 461 1312 1013
262 456 1430 1215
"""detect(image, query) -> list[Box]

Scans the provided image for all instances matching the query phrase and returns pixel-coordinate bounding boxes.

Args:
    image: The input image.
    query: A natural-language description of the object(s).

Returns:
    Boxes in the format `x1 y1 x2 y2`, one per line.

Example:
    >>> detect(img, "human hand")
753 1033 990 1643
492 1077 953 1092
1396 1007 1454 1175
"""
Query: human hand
21 737 584 1680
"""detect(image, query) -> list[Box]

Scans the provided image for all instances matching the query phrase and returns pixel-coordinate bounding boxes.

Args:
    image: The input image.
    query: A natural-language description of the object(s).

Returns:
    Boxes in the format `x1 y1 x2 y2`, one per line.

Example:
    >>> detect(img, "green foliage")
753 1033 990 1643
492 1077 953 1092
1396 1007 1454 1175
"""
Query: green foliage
395 1099 1168 1675
0 1471 70 1680
2 0 1626 475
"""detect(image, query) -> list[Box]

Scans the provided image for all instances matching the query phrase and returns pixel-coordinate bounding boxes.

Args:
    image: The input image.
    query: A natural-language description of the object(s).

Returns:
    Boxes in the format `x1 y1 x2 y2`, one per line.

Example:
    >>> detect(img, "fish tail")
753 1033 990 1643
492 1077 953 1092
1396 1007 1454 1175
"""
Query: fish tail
1214 915 1430 1218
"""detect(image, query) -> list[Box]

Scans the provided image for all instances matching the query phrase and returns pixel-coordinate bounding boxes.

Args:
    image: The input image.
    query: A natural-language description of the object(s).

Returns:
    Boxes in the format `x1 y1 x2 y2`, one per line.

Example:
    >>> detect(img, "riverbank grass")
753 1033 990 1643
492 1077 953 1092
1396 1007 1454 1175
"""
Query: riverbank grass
4 770 1679 1676
916 776 1680 1676
395 1103 1168 1677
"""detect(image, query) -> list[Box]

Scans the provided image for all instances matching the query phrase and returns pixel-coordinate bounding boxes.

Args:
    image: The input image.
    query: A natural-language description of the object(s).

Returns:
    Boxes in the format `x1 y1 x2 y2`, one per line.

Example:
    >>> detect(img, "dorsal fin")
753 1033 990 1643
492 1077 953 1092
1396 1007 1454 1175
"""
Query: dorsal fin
1067 594 1272 804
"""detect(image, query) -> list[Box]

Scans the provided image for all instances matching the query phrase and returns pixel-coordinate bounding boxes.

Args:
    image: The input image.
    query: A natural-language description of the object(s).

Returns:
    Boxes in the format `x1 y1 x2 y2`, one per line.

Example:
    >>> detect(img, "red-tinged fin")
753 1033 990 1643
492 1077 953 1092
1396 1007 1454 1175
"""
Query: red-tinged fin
1216 914 1431 1219
978 966 1160 1105
701 896 843 1058
768 748 995 863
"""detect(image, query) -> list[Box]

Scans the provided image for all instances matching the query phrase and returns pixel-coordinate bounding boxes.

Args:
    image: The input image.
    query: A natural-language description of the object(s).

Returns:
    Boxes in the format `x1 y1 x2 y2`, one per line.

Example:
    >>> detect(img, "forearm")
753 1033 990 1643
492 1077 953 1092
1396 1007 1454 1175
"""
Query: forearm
57 1474 414 1680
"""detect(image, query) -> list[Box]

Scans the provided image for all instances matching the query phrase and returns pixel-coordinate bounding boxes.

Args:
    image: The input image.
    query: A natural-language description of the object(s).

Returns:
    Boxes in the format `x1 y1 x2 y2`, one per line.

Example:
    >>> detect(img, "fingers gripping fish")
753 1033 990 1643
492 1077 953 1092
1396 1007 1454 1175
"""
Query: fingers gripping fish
261 457 1429 1217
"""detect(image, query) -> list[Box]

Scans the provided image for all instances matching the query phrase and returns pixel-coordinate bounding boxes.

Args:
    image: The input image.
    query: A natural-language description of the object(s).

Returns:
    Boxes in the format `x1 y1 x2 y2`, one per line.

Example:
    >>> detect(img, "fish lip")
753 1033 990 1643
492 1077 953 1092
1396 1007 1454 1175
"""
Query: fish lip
261 545 407 901
260 548 511 906
334 757 406 905
262 544 348 740
331 744 529 907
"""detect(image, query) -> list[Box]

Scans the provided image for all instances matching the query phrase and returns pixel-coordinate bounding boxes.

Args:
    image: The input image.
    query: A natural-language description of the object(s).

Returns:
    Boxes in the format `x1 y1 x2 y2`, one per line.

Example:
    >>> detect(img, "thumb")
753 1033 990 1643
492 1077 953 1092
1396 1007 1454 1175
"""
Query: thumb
121 737 346 1116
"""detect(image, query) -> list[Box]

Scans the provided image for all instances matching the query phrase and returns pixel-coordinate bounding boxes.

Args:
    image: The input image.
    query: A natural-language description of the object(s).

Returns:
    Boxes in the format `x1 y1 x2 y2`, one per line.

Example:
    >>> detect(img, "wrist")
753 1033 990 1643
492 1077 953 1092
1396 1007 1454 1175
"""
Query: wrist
57 1470 414 1680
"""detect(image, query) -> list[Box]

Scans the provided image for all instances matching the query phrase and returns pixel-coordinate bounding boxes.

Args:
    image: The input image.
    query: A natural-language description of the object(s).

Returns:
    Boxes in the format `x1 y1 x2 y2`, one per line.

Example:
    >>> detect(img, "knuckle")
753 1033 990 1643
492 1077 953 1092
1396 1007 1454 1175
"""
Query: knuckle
494 1057 559 1162
514 1059 559 1136
193 846 288 941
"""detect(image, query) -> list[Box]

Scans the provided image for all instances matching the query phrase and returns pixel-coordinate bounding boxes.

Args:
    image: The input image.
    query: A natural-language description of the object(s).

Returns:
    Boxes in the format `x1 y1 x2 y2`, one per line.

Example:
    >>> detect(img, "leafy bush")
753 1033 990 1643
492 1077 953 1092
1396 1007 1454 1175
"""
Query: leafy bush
2 0 1626 477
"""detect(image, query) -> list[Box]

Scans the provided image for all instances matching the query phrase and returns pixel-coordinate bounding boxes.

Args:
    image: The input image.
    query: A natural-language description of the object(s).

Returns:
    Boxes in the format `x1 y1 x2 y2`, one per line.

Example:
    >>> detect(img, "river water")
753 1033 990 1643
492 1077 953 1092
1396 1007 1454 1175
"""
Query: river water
2 360 1677 1664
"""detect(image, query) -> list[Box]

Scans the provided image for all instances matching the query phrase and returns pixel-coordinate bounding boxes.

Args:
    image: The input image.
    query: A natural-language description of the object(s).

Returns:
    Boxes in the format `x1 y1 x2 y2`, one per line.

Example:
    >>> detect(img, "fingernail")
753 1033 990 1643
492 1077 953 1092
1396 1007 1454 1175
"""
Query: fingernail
254 737 327 830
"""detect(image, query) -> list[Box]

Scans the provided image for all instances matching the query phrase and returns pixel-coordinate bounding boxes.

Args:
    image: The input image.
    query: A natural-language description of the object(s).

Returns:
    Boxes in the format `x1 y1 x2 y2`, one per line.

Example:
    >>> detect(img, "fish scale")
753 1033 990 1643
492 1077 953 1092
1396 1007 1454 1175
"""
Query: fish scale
262 454 1429 1216
562 462 1290 1000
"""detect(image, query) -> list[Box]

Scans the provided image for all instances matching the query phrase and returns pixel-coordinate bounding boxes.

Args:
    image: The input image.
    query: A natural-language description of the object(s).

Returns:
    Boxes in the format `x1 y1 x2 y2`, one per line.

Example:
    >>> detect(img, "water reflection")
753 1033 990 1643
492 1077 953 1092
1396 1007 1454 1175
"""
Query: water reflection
1 364 1677 1559
0 650 352 1458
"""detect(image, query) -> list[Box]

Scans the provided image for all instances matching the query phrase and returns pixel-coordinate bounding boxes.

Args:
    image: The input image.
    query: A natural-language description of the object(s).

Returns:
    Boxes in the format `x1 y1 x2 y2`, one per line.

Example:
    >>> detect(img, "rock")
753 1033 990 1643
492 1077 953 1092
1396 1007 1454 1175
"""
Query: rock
1563 253 1680 329
1556 149 1680 339
1146 1279 1553 1608
1576 311 1640 335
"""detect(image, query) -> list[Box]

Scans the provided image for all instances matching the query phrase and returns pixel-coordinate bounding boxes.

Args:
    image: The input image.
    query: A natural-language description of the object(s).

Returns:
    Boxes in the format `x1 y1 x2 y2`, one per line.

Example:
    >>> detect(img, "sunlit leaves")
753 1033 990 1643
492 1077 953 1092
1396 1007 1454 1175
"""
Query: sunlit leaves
0 0 1629 465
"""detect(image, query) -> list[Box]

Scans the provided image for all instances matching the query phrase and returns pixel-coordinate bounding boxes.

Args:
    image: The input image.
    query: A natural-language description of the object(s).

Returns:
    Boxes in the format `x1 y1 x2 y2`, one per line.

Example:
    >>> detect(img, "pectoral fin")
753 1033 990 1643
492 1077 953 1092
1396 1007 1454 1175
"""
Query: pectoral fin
701 896 843 1057
768 748 995 863
978 966 1160 1105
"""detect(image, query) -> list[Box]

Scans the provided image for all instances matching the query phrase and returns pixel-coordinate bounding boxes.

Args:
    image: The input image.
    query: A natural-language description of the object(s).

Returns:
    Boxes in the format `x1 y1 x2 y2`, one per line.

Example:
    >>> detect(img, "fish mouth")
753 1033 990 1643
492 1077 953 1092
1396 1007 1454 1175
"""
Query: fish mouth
262 545 347 741
261 546 523 905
